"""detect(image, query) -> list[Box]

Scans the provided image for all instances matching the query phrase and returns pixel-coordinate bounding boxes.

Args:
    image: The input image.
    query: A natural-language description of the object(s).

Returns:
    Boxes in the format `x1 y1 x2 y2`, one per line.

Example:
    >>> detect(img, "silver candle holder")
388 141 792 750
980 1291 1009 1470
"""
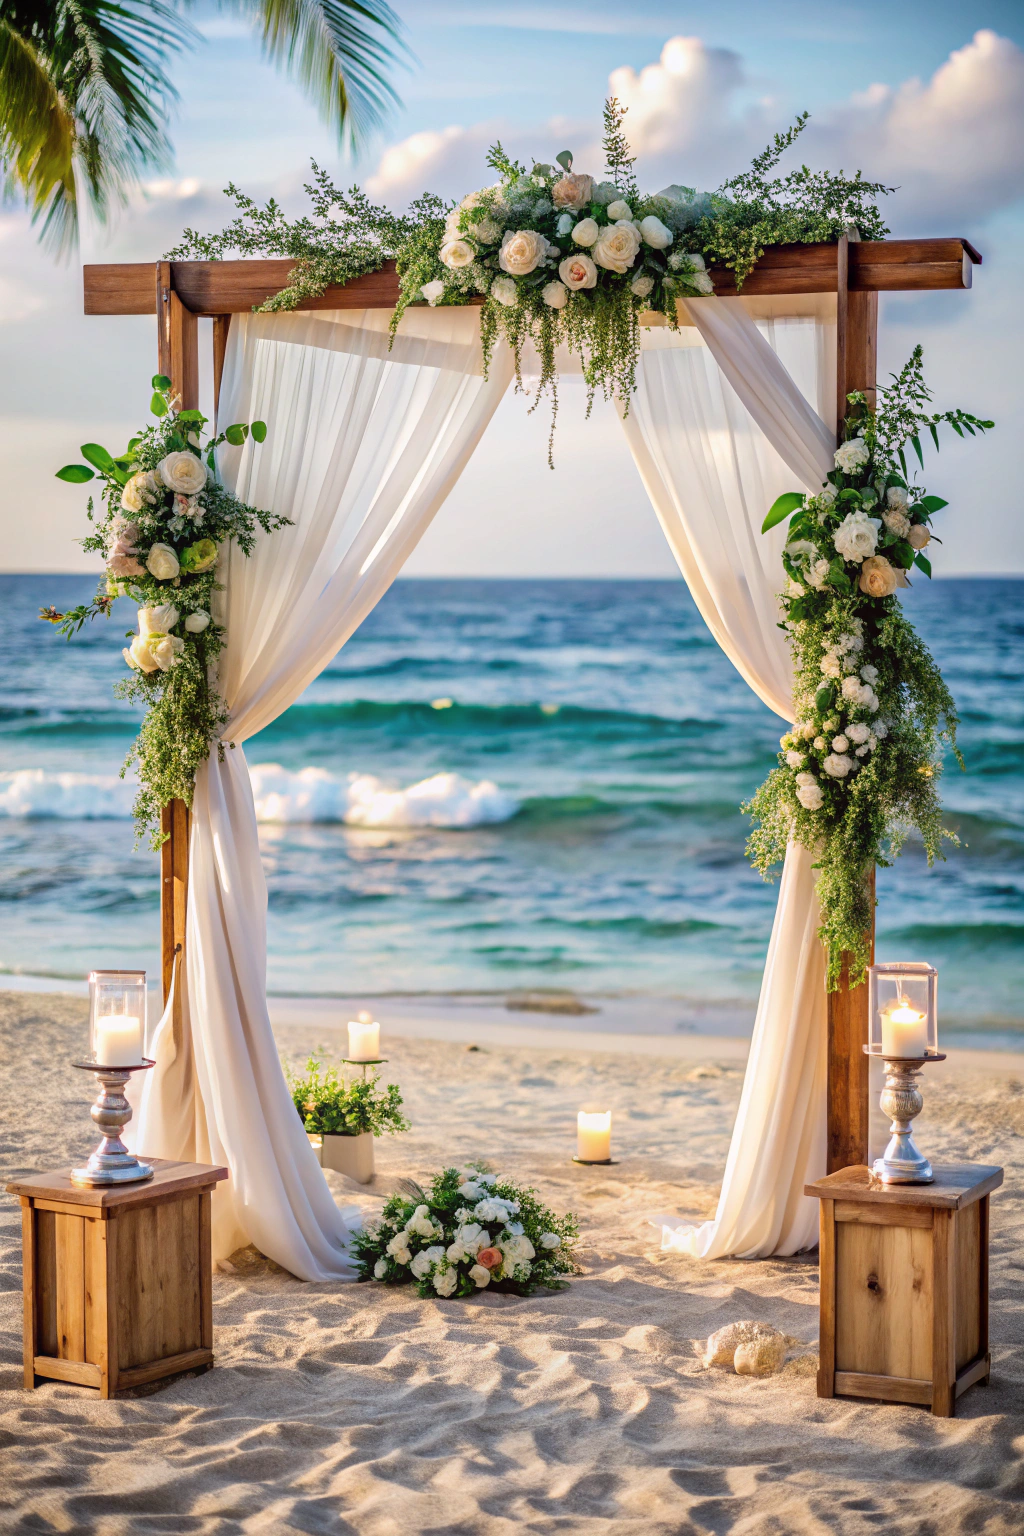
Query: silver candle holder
71 1061 156 1186
867 1051 945 1184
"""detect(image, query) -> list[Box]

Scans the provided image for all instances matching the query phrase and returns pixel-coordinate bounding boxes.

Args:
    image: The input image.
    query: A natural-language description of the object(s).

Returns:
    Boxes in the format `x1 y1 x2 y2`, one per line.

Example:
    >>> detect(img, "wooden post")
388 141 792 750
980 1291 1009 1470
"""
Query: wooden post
827 232 880 1173
212 315 231 423
156 263 200 1005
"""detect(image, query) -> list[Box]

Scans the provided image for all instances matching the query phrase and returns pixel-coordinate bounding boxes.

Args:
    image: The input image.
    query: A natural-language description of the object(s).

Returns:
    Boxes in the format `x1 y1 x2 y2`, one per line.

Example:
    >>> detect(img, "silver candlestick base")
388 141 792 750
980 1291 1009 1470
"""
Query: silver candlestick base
71 1061 155 1187
868 1052 945 1185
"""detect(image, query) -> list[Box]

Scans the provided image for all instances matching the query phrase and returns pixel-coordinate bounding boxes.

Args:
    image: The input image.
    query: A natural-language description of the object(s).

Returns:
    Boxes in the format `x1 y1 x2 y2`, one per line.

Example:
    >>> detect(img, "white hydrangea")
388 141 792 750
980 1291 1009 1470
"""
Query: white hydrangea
823 753 855 778
834 510 881 564
420 280 445 306
630 273 655 298
883 509 911 538
846 722 871 744
796 780 824 811
841 675 873 708
832 735 850 753
868 733 878 751
785 750 805 768
457 1181 484 1201
834 437 870 473
855 745 869 757
490 276 518 307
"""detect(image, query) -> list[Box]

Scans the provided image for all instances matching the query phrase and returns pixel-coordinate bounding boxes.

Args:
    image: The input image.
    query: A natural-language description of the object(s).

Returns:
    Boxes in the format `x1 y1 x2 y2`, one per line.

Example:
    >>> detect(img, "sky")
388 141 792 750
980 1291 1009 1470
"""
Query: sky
2 0 1022 575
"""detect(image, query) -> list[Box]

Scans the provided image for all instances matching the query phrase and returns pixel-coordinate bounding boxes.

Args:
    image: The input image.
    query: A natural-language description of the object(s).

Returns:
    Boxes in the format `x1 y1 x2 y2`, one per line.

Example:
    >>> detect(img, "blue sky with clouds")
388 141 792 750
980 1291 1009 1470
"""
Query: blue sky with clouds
2 0 1021 572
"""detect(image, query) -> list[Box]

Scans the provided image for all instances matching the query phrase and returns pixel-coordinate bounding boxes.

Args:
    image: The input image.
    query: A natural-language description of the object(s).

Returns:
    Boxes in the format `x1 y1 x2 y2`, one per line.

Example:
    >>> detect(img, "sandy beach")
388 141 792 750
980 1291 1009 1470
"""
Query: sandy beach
2 988 1022 1533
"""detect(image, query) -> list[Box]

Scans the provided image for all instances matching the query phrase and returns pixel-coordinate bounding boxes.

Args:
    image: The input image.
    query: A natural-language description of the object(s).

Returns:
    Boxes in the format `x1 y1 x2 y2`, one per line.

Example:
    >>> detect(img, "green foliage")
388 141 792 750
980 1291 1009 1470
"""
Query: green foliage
288 1056 409 1137
46 381 289 845
746 351 989 986
352 1164 580 1299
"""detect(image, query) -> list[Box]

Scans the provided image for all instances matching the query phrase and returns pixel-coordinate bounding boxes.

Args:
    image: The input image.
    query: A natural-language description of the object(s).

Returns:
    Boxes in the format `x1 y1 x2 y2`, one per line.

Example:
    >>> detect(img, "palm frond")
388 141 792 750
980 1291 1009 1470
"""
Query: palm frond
225 0 405 147
0 18 77 245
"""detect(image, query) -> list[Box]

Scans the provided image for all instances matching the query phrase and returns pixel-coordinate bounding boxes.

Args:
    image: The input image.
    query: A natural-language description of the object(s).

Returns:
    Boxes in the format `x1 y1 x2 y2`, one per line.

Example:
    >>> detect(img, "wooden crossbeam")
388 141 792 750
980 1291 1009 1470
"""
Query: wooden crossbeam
83 238 980 317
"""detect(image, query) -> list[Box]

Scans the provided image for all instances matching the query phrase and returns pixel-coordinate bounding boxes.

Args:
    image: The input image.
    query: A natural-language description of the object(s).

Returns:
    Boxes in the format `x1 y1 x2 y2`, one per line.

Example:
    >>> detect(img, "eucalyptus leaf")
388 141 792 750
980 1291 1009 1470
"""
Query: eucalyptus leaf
915 552 933 577
80 443 114 472
920 495 948 512
761 491 805 534
55 464 94 483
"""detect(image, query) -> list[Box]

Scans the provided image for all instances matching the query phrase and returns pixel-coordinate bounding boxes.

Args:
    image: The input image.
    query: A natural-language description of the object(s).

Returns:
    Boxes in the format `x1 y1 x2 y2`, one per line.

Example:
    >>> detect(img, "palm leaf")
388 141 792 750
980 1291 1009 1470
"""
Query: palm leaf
0 18 77 242
224 0 405 146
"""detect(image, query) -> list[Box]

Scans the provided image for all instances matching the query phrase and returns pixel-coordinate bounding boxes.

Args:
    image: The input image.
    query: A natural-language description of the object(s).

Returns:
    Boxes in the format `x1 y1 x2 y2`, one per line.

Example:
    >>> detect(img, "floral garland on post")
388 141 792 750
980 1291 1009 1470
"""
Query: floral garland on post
42 379 290 845
745 348 993 986
169 102 892 459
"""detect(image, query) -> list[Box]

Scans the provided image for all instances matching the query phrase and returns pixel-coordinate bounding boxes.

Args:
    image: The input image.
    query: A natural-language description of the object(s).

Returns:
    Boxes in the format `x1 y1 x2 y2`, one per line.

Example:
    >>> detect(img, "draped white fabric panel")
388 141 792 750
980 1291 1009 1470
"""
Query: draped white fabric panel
138 308 514 1276
621 295 836 1257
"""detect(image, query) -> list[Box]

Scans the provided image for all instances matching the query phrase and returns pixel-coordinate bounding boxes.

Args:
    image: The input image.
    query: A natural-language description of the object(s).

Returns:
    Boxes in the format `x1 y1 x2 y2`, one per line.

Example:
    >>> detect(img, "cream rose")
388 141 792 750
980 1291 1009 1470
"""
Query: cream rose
120 470 160 514
138 603 179 636
498 229 548 276
146 542 180 581
638 215 673 249
432 1267 458 1297
157 451 207 496
185 610 210 633
834 510 881 564
440 238 475 269
541 280 569 309
592 221 641 274
420 280 445 306
124 631 184 674
605 199 632 221
886 486 909 510
551 172 594 210
908 524 931 550
796 780 824 811
883 509 911 538
490 276 518 307
688 269 714 295
572 217 599 247
631 273 655 297
558 253 598 291
859 554 900 598
834 437 870 474
468 1263 491 1288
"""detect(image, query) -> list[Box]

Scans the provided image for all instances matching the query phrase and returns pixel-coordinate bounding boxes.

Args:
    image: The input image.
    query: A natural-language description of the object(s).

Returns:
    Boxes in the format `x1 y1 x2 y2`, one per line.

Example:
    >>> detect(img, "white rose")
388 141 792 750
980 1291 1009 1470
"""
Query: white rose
126 632 183 673
468 1264 491 1288
785 750 805 769
592 221 641 274
157 451 207 496
856 745 869 757
410 1245 444 1280
847 722 870 744
421 280 445 306
630 273 655 297
605 200 632 221
834 437 870 474
689 270 714 295
138 603 179 636
120 470 160 513
146 542 180 581
498 228 548 276
638 215 673 249
374 1259 387 1280
786 578 805 598
908 525 931 550
432 1267 458 1297
456 1222 483 1247
832 735 850 753
813 737 826 752
859 664 879 684
440 238 476 269
833 510 881 564
795 772 816 786
474 1198 509 1224
558 253 598 291
806 559 831 590
550 172 594 211
541 280 569 310
572 217 600 247
821 652 842 679
824 753 855 779
886 486 909 510
556 211 576 237
457 1181 483 1201
446 1242 468 1263
490 276 518 307
796 781 824 811
184 610 210 633
684 252 706 270
539 1233 561 1250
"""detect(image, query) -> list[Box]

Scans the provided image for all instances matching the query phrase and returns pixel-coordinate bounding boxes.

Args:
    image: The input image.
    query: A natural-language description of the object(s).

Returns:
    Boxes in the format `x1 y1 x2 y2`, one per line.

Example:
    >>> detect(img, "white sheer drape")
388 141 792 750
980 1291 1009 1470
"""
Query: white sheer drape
622 295 835 1257
138 308 513 1276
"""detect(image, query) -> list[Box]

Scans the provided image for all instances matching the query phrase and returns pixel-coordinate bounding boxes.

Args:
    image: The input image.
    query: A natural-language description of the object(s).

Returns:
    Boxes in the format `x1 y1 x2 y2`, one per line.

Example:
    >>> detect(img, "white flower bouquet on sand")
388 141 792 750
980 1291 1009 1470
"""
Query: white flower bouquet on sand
355 1165 580 1298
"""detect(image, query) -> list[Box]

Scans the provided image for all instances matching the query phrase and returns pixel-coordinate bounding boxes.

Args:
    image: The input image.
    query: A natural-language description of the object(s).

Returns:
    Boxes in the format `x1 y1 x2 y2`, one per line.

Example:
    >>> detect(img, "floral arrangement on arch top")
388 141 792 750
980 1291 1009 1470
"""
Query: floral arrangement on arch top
745 347 993 987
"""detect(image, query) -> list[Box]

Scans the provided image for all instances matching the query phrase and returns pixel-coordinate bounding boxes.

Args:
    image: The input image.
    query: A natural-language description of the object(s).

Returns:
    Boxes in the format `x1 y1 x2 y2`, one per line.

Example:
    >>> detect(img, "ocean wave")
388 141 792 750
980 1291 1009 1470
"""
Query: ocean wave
255 698 722 737
0 766 519 830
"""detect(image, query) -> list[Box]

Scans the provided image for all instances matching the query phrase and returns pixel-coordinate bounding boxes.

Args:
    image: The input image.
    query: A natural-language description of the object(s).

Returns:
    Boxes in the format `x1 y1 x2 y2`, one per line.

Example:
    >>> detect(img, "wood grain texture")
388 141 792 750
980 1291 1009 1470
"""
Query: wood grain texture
7 1158 228 1207
82 239 981 317
955 1354 990 1397
833 1371 933 1407
817 1198 836 1398
160 799 190 1005
932 1208 956 1416
835 1219 933 1380
199 1190 213 1349
55 1213 86 1361
115 1347 213 1391
806 1163 1004 1210
34 1208 57 1358
826 868 875 1174
21 1201 35 1388
212 315 231 420
834 1201 932 1229
32 1356 102 1388
955 1201 981 1370
117 1195 202 1370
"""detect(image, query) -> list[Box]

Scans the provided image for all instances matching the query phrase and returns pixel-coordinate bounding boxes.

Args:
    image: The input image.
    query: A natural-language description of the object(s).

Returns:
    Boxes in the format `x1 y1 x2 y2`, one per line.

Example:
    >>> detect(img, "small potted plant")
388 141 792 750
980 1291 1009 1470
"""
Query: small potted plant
288 1057 409 1184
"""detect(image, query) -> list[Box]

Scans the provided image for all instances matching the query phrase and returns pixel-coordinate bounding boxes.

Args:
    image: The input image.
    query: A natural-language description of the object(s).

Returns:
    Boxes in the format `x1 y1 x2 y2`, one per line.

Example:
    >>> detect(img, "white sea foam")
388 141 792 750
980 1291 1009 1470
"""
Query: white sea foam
0 765 519 829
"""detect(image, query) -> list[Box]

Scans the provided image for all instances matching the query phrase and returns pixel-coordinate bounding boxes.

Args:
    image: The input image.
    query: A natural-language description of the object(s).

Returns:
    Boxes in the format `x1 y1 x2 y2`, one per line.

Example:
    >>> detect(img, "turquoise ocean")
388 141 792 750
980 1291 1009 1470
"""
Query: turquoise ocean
1 576 1021 1047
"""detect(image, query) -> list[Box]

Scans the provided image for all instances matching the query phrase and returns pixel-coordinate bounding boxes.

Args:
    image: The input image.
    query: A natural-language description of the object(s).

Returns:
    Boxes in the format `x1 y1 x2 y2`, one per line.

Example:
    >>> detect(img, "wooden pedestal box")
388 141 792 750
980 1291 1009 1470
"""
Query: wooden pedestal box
7 1158 228 1399
806 1163 1002 1417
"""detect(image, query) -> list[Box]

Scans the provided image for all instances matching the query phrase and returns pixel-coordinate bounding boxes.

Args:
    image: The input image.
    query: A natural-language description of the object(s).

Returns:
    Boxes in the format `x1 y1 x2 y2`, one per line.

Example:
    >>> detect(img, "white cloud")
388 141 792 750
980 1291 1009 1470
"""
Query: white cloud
367 31 1024 228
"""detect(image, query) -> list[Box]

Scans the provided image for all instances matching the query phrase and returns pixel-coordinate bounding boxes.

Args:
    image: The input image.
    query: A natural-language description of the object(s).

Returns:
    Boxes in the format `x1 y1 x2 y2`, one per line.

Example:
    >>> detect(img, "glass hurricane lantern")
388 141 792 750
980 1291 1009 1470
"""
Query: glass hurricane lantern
864 961 943 1185
71 970 155 1187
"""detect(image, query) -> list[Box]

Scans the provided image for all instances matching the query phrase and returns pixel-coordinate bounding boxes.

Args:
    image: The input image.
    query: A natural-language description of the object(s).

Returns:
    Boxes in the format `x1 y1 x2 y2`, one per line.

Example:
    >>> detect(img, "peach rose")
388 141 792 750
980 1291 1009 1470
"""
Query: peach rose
859 555 907 598
558 253 598 291
476 1247 502 1270
498 229 548 276
908 524 931 550
551 172 594 210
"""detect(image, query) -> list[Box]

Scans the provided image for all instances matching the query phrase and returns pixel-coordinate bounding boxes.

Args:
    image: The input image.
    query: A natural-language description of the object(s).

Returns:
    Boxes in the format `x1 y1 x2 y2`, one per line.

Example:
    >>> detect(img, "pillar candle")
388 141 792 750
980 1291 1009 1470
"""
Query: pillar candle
577 1109 612 1162
881 1001 929 1059
348 1018 380 1061
94 1014 144 1067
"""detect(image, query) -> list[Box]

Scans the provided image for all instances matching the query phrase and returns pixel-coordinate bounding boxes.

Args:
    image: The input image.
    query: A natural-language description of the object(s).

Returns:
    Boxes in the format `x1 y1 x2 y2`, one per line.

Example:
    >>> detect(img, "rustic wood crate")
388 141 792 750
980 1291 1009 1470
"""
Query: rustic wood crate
806 1163 1002 1417
8 1158 228 1398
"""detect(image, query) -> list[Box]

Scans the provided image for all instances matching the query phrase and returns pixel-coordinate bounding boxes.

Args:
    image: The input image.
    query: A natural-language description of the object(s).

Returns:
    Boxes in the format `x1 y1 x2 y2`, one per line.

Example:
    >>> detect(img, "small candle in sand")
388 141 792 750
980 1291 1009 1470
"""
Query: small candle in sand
94 1014 144 1067
577 1109 612 1162
881 999 929 1059
348 1012 380 1061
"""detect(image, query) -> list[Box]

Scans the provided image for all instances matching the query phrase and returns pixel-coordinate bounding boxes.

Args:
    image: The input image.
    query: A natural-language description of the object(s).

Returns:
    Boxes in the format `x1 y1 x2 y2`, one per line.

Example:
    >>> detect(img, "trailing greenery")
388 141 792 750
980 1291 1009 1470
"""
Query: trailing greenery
288 1055 409 1138
353 1163 580 1298
43 380 289 844
167 100 894 459
746 348 993 986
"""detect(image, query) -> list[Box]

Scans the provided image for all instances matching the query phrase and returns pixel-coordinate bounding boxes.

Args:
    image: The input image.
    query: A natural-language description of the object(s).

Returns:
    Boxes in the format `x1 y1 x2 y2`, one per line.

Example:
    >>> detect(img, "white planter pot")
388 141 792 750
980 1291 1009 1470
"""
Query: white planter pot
316 1131 375 1184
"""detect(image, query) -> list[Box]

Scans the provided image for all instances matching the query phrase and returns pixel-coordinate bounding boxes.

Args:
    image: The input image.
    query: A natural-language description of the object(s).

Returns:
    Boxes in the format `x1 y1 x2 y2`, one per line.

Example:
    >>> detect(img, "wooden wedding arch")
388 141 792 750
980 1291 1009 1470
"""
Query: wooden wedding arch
83 232 980 1176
